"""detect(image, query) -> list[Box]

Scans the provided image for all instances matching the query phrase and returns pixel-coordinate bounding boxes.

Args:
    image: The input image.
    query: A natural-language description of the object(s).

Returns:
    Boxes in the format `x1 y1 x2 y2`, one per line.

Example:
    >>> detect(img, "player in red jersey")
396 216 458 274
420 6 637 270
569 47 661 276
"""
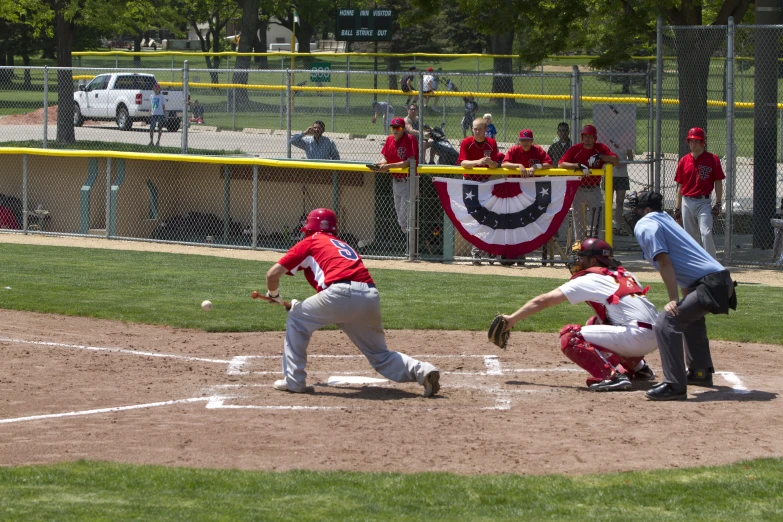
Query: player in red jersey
265 208 441 396
673 127 725 258
558 124 619 240
370 117 420 233
501 129 553 178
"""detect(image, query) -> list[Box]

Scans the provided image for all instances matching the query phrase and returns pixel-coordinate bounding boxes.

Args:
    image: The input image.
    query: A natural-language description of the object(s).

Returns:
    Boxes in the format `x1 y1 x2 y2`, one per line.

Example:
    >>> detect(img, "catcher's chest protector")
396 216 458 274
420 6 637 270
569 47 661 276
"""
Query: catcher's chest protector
570 267 650 323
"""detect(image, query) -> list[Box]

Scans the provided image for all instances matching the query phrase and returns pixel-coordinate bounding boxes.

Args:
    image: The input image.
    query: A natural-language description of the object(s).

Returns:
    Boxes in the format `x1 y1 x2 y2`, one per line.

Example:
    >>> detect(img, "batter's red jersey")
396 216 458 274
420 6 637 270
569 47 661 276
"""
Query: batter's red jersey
674 151 725 197
381 133 419 180
458 136 504 182
502 144 552 178
278 232 374 292
559 143 616 188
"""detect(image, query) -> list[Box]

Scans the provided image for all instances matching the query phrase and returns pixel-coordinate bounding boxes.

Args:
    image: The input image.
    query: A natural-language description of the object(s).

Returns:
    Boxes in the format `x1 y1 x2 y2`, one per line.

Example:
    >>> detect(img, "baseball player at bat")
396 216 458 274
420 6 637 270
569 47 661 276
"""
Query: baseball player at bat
497 238 659 391
264 208 441 396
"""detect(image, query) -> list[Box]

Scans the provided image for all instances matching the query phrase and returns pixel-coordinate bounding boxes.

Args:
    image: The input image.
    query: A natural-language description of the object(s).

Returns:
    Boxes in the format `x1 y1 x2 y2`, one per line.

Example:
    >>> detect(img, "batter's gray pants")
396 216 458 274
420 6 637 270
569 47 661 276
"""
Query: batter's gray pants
281 281 437 392
682 196 716 258
392 178 410 232
653 290 713 393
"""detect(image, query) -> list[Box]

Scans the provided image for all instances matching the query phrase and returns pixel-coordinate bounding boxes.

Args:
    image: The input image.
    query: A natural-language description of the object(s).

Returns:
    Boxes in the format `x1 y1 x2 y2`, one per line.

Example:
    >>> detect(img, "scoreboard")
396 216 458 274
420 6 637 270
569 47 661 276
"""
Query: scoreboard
335 9 393 41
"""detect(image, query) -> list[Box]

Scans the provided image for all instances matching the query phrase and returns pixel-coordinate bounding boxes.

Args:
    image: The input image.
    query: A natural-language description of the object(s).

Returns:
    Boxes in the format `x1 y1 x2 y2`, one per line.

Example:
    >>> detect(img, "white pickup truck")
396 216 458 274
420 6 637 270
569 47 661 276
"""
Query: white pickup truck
73 73 187 131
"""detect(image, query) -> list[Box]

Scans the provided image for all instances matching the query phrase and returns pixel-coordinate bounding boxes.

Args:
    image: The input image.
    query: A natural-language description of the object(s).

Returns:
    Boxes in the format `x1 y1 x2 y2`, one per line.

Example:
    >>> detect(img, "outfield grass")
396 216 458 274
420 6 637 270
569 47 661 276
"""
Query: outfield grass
0 243 780 344
0 459 781 520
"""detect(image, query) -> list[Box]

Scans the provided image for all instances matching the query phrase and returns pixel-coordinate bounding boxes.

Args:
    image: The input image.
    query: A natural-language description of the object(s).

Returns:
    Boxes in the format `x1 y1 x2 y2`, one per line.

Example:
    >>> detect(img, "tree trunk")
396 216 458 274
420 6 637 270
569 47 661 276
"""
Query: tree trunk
255 19 269 68
55 9 75 144
387 56 400 89
489 31 514 100
232 0 259 105
296 24 313 55
133 36 142 67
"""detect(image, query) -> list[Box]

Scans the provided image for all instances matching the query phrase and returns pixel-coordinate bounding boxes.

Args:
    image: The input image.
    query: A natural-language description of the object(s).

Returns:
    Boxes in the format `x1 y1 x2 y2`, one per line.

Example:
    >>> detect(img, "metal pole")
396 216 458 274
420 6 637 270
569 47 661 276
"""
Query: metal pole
252 165 258 249
286 70 292 158
22 155 28 232
232 84 236 131
540 64 544 114
476 57 480 92
115 55 118 68
655 17 663 192
502 97 506 142
724 17 735 264
331 90 335 132
779 108 783 163
181 60 189 153
570 66 579 145
346 56 350 114
171 55 175 82
648 62 654 187
609 66 612 94
105 158 112 238
407 160 418 261
43 66 48 148
280 57 285 128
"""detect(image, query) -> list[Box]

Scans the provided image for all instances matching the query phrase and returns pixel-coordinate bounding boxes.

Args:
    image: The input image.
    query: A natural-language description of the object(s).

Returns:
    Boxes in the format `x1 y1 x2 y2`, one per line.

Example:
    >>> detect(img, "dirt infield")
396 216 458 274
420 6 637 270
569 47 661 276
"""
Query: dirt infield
1 308 781 475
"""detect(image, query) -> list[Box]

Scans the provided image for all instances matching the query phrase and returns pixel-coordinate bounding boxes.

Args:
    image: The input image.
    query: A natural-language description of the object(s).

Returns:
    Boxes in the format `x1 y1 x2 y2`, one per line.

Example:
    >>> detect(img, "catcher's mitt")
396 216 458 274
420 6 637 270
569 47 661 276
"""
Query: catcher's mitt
488 315 510 349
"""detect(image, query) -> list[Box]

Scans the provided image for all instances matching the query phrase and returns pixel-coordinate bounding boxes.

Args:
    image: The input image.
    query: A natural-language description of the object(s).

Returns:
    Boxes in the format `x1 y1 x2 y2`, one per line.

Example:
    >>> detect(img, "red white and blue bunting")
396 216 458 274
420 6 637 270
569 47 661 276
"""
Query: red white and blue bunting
432 176 581 257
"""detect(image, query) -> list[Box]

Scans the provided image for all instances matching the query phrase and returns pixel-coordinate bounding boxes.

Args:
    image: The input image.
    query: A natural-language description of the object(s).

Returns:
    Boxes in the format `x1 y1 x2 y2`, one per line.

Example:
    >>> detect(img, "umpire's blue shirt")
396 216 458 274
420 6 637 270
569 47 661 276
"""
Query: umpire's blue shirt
634 211 724 288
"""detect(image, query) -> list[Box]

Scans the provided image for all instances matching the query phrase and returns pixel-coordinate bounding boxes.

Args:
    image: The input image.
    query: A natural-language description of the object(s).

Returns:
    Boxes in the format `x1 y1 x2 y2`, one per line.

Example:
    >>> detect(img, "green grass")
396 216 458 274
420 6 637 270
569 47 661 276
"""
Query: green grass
0 243 780 343
0 459 781 520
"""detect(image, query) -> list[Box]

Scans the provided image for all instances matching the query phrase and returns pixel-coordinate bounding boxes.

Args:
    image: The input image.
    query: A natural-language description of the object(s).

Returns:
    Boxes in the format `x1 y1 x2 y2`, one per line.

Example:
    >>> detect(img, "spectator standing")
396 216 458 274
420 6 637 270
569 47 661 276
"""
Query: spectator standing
401 66 417 106
461 95 479 138
612 149 633 235
422 67 439 111
289 120 341 160
149 83 165 147
631 191 736 401
558 124 619 240
548 122 571 167
458 117 504 265
673 127 725 259
370 117 419 234
483 114 497 139
404 104 433 164
372 101 395 134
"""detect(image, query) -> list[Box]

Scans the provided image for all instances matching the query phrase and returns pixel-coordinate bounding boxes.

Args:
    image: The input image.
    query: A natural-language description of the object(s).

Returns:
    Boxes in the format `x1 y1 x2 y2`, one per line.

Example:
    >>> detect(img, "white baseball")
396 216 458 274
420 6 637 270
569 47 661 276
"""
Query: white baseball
201 300 213 311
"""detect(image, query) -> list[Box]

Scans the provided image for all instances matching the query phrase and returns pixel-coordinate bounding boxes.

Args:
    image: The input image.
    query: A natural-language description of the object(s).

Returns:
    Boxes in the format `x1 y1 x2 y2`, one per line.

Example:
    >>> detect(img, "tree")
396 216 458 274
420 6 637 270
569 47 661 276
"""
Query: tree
181 0 240 83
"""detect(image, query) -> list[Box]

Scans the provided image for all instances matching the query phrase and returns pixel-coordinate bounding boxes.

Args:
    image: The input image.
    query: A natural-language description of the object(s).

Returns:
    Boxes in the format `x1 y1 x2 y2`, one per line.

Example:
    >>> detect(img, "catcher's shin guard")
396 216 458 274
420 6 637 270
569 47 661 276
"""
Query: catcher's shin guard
559 324 620 385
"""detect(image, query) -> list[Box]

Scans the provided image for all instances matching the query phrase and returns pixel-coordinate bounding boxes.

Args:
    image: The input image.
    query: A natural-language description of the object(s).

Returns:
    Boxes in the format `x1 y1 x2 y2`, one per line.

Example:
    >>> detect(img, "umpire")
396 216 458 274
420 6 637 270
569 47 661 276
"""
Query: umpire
631 191 737 401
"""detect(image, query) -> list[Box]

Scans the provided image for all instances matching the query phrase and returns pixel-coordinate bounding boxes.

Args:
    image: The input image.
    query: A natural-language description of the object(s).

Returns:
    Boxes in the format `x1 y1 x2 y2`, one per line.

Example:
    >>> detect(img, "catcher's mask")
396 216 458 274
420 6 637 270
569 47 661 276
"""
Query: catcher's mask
568 237 617 275
301 208 337 235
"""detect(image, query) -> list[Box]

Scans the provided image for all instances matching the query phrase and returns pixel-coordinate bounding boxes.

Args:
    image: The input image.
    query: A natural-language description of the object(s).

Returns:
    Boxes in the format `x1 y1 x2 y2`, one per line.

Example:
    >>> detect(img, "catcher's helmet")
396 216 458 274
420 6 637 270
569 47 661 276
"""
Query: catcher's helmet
687 127 705 142
572 238 617 271
581 124 597 136
301 208 337 234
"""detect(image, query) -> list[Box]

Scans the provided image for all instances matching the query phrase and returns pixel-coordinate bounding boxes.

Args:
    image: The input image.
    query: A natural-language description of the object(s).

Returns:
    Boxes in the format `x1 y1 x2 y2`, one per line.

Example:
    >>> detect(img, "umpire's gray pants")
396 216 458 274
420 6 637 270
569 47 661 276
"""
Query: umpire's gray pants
282 281 437 392
682 196 716 258
653 290 713 393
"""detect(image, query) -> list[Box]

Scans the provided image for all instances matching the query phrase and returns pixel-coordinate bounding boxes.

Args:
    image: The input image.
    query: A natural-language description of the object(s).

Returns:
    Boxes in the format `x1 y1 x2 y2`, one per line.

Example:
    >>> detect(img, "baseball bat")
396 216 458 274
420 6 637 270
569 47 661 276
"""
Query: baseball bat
251 290 292 311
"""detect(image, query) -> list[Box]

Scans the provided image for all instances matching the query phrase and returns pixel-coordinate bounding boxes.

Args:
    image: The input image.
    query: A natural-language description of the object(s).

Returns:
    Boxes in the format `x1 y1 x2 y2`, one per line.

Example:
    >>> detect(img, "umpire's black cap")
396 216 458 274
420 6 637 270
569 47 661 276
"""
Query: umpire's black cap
633 191 663 211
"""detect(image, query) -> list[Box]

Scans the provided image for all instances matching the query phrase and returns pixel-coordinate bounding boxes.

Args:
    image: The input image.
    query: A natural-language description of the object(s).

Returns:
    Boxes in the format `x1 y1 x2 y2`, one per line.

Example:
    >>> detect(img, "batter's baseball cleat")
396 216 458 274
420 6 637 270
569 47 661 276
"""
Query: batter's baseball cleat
633 363 656 381
423 371 440 397
588 373 632 392
645 382 687 401
273 379 315 393
686 368 714 387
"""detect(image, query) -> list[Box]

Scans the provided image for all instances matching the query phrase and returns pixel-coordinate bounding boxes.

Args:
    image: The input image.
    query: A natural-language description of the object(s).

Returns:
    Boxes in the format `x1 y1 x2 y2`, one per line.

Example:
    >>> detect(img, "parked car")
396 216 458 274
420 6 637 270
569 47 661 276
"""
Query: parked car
73 73 187 131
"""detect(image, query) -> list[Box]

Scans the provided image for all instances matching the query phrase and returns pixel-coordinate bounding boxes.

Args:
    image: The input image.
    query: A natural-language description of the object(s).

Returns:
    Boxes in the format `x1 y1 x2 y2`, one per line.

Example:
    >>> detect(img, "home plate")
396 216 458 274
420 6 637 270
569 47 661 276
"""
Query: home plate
326 375 389 386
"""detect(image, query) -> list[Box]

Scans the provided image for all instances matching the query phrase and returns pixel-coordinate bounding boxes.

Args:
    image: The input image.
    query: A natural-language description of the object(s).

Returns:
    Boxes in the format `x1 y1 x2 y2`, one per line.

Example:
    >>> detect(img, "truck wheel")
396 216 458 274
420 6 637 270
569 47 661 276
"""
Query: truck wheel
74 105 84 127
116 106 132 131
166 119 180 132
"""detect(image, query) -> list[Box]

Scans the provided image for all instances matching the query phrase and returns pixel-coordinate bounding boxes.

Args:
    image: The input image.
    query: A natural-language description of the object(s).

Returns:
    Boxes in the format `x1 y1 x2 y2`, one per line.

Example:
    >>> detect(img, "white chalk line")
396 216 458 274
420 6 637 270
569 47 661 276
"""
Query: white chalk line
0 337 231 364
0 397 209 424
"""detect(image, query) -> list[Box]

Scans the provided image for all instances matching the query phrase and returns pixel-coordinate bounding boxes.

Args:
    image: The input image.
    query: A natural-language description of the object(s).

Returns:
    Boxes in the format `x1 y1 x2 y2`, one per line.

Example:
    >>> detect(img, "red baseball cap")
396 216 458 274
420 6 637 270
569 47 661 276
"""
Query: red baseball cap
687 127 706 141
518 129 534 140
581 124 597 136
390 117 406 127
427 67 433 72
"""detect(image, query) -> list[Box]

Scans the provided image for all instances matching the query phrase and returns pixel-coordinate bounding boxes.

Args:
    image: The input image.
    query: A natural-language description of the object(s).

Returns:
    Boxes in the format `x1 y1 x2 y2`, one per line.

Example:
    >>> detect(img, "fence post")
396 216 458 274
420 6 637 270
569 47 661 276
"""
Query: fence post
724 17 735 264
475 57 480 92
346 56 351 114
502 97 507 143
181 60 189 153
105 158 112 238
286 70 292 158
22 155 28 232
280 57 285 128
408 161 419 262
541 64 545 114
331 90 335 132
647 61 654 187
43 66 48 148
570 66 581 144
655 16 663 192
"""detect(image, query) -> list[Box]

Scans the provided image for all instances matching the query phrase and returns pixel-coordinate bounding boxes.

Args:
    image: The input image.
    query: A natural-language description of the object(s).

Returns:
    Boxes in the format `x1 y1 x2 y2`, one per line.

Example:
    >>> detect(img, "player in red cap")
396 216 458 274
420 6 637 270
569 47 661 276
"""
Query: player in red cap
265 207 441 396
368 117 419 234
558 124 619 240
501 129 553 178
673 127 724 258
496 237 658 391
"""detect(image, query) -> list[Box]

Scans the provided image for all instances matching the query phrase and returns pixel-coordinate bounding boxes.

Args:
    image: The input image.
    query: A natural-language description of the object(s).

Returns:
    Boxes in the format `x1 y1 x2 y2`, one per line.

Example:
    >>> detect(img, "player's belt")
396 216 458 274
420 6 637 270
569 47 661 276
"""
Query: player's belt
686 195 710 199
331 280 376 288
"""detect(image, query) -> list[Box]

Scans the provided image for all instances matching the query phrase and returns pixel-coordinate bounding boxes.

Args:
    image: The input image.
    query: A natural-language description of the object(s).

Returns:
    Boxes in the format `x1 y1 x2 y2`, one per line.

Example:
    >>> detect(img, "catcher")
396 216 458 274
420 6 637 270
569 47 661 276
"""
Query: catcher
264 208 441 397
489 238 659 391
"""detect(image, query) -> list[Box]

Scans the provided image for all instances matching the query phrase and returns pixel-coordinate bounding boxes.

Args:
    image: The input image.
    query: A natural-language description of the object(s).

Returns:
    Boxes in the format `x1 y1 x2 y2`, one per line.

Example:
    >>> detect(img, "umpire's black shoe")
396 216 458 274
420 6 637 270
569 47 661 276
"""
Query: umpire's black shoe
646 382 687 401
687 368 714 387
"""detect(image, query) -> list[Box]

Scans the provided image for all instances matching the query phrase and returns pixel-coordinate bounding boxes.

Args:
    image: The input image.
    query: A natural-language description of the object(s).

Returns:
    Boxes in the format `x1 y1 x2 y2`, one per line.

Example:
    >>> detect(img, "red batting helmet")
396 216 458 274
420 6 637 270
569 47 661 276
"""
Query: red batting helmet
576 238 617 267
581 124 597 136
687 127 706 142
301 208 337 234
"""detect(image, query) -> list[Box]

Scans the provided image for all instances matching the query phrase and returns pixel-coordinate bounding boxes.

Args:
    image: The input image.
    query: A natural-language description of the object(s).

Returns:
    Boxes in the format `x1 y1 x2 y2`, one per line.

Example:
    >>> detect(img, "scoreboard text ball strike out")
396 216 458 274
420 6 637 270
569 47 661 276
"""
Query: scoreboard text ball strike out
336 9 393 41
